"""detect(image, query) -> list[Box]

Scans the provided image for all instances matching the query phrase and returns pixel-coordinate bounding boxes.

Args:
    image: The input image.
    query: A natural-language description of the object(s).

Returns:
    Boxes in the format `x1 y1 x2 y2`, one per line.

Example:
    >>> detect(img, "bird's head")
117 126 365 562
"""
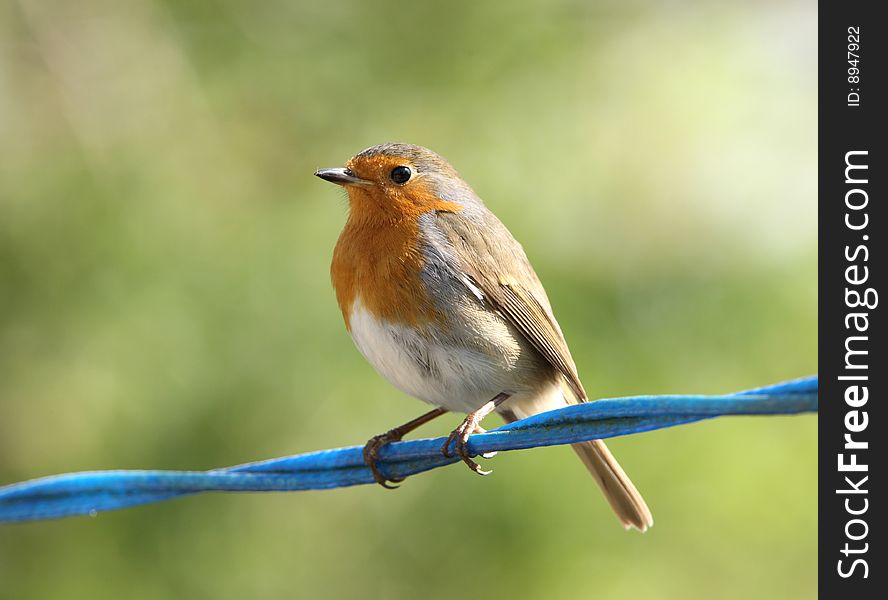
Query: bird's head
315 143 475 219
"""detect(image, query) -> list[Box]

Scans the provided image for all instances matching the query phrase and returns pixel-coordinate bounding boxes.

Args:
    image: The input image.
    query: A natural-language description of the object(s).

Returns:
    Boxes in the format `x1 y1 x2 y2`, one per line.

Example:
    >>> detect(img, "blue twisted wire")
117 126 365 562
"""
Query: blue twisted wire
0 375 817 523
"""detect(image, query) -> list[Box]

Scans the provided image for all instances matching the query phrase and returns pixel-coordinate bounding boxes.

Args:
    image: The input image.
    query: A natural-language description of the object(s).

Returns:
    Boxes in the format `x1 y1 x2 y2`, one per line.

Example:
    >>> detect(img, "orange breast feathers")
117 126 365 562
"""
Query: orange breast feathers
331 184 462 330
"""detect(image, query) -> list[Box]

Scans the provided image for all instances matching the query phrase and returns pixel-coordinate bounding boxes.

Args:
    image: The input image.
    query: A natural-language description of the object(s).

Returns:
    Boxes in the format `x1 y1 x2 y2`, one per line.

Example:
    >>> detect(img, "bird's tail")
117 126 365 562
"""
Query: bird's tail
571 439 653 532
500 383 653 532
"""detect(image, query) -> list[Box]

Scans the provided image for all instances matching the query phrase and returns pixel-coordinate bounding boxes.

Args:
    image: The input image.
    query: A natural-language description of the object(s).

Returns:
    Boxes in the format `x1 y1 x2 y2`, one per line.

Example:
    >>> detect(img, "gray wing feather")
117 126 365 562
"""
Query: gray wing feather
428 209 587 401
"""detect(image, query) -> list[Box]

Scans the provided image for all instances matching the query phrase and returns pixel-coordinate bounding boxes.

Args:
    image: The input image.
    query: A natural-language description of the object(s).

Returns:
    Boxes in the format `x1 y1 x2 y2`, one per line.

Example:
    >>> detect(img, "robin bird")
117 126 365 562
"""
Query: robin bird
315 143 652 531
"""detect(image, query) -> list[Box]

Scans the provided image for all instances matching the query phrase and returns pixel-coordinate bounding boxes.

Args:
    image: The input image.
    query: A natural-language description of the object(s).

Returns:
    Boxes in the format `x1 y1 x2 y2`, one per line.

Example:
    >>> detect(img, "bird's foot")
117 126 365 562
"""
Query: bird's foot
363 430 407 489
441 416 492 476
361 407 449 489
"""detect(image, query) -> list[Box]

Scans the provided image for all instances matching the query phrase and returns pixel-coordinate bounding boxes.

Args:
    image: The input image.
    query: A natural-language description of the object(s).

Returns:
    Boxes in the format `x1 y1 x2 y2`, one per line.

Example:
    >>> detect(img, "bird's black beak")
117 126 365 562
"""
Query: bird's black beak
314 168 371 187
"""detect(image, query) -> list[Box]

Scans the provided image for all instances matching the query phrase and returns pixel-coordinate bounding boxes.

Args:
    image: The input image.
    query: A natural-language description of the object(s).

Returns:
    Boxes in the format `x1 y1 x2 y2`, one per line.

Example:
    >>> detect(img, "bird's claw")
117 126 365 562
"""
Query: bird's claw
441 419 492 476
363 431 406 489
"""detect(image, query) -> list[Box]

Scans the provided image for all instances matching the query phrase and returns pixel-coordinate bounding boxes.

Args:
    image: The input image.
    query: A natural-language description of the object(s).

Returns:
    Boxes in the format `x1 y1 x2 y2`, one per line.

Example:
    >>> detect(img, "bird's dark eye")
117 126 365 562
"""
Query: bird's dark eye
390 166 412 184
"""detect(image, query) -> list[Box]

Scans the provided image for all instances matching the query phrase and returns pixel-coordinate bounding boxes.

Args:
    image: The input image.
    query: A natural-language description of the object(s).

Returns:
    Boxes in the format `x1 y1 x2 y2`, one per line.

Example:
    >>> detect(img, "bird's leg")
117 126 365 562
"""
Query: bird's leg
442 392 511 475
363 407 448 489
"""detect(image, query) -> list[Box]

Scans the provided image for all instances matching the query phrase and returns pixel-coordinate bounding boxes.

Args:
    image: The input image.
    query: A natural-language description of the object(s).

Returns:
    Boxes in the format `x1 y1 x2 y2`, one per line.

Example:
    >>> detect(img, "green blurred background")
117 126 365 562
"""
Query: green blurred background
0 1 816 598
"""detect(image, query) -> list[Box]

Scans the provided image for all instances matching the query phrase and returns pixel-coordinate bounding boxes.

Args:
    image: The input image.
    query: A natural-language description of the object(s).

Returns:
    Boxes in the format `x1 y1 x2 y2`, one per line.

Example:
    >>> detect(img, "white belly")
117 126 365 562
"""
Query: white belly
347 298 564 416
